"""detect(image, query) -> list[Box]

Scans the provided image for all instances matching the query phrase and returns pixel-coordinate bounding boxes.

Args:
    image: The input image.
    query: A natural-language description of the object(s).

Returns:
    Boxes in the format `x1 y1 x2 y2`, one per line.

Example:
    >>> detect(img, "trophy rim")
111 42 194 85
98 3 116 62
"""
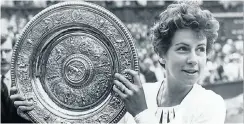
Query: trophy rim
11 1 139 123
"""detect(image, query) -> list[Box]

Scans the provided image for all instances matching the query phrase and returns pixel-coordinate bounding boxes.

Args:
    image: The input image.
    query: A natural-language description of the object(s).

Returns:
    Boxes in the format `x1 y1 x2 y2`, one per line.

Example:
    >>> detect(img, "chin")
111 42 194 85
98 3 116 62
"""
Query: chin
1 67 10 74
184 78 199 86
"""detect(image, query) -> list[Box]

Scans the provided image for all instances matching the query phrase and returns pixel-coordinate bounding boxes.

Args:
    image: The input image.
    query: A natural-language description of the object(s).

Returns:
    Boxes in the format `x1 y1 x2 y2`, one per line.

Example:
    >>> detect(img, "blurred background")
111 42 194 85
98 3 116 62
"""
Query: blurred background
1 0 243 123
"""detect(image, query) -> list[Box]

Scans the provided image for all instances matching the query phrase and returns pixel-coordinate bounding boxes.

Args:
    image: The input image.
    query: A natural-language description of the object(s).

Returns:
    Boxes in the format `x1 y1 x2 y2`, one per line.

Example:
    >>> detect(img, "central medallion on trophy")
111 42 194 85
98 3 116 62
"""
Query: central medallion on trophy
42 32 116 110
63 54 93 88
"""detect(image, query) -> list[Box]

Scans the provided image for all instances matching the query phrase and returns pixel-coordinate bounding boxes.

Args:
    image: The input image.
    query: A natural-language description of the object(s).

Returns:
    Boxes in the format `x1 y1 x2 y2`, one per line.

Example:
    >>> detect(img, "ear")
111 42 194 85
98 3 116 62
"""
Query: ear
157 52 166 64
158 58 166 64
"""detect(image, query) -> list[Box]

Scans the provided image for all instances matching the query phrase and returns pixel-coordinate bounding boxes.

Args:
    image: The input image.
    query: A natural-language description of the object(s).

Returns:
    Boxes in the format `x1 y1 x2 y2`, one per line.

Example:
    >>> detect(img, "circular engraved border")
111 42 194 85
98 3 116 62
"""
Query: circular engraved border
11 1 139 123
62 54 94 88
40 32 116 111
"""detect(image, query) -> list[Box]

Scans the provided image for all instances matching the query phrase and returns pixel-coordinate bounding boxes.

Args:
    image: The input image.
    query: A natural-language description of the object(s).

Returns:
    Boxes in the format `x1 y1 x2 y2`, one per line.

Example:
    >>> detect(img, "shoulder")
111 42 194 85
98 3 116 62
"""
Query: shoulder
194 84 225 107
180 84 226 123
142 81 161 97
193 84 226 121
142 82 161 109
181 83 226 115
142 81 161 90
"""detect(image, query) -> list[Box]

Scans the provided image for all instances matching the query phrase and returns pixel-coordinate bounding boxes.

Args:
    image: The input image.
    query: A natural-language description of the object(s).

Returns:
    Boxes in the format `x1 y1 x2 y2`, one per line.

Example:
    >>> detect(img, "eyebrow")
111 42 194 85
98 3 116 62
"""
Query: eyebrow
197 43 206 46
174 43 189 46
174 43 206 46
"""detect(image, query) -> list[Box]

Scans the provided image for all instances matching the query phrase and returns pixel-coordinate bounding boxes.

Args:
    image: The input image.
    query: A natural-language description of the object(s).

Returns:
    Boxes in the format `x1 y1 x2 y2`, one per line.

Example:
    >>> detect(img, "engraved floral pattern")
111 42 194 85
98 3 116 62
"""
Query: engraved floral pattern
12 2 138 123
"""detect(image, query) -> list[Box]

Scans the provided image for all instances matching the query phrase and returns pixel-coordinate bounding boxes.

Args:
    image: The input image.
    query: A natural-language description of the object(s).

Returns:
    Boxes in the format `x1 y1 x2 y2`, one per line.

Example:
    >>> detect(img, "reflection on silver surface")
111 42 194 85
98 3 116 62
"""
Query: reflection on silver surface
11 1 138 123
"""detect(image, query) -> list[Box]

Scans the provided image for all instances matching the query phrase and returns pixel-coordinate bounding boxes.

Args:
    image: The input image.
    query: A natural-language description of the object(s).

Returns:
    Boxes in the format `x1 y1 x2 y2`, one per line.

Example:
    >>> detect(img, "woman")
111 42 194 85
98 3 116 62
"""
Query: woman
114 1 226 124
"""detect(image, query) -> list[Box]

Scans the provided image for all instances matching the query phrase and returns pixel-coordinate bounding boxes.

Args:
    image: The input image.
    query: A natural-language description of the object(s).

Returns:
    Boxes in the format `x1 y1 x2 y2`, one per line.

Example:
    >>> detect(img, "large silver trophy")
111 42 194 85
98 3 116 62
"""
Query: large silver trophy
11 2 138 123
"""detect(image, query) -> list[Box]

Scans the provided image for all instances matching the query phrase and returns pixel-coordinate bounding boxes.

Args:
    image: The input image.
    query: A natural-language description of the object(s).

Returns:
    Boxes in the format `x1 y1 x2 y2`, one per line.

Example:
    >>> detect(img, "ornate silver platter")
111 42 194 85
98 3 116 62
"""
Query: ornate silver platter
11 2 138 123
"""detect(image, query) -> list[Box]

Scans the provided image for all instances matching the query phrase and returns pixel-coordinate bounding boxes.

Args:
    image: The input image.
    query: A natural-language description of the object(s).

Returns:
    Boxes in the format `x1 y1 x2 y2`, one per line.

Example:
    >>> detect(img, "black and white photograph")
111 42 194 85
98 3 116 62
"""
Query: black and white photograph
1 0 243 123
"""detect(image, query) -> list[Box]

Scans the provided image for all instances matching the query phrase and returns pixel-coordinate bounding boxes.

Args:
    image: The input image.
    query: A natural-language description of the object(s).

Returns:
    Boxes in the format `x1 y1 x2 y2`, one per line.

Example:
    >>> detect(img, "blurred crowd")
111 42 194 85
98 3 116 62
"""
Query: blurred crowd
136 33 243 85
125 21 243 85
1 0 243 85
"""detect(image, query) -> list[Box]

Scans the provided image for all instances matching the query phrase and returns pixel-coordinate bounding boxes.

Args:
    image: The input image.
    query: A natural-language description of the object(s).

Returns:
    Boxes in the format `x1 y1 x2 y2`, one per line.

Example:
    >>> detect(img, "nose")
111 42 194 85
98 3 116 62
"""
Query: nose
187 51 197 66
1 51 7 59
1 50 6 59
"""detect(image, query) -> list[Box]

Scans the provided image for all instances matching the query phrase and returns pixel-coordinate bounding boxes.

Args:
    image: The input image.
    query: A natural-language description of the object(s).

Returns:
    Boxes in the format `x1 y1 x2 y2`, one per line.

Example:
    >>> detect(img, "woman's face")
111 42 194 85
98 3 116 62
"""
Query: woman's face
162 29 207 86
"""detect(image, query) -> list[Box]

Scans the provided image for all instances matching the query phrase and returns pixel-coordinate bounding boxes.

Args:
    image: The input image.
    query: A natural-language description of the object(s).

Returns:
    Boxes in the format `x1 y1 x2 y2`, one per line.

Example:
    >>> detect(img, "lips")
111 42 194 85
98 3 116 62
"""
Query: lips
1 62 9 66
182 69 198 75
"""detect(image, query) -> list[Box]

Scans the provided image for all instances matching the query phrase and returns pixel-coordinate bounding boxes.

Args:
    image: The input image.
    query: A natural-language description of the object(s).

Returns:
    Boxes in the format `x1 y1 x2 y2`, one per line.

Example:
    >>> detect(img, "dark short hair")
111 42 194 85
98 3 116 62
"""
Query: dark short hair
151 1 219 57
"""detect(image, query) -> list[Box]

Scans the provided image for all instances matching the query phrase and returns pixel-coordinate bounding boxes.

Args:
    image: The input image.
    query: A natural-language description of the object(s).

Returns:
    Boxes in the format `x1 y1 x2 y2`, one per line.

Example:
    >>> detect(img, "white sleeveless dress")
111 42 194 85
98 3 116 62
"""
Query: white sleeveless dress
118 81 226 124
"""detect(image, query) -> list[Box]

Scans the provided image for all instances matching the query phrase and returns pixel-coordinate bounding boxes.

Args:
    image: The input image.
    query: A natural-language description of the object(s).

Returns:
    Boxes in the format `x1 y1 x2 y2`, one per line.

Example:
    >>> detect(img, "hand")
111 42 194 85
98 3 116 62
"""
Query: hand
10 86 34 121
113 69 147 117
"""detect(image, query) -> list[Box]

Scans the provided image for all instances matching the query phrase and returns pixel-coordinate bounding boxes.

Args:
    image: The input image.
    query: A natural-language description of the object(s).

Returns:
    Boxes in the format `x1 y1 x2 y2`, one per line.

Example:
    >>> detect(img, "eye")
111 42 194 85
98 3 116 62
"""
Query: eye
177 46 188 51
196 47 206 53
4 50 11 53
2 49 11 53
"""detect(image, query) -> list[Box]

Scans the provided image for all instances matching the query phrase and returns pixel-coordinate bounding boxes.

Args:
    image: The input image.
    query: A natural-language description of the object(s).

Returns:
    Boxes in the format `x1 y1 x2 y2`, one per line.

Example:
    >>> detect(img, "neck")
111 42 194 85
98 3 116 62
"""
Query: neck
1 70 8 76
158 77 194 107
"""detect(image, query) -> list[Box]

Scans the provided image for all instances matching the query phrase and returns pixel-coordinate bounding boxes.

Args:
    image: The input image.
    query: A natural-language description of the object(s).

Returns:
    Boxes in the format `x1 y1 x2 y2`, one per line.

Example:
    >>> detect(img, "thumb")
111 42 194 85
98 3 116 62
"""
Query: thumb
124 69 142 87
10 86 18 95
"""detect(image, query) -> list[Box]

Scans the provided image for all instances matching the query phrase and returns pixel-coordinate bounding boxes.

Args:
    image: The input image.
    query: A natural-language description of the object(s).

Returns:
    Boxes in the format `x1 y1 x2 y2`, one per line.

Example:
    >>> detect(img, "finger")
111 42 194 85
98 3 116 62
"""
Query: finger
10 94 25 101
17 108 31 121
114 73 135 90
18 106 35 112
113 85 127 99
113 80 132 95
10 86 18 95
124 69 142 87
14 101 33 108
